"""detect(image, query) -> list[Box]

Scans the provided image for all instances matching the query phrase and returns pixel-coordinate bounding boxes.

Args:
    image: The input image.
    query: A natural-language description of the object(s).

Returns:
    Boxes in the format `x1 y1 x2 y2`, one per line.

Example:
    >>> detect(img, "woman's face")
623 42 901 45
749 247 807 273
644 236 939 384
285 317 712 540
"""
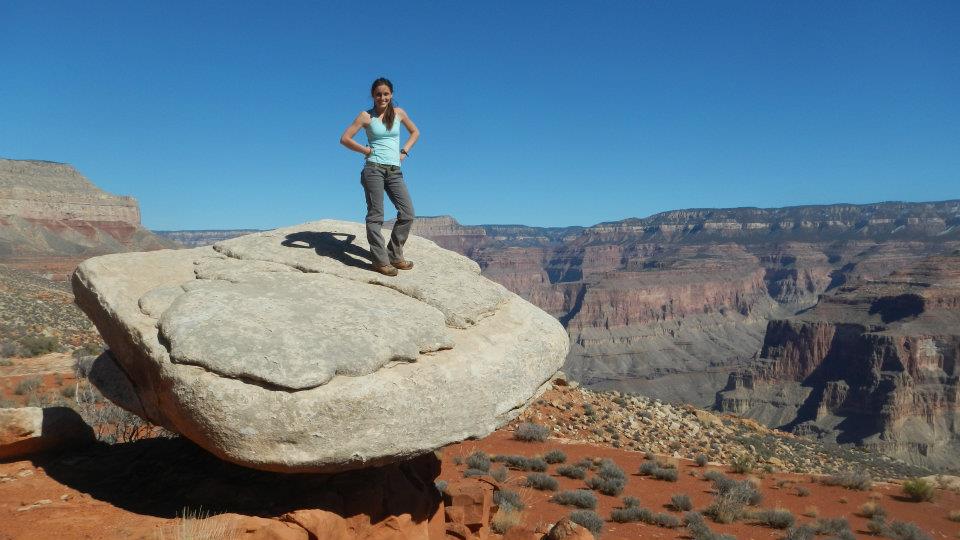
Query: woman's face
372 85 392 111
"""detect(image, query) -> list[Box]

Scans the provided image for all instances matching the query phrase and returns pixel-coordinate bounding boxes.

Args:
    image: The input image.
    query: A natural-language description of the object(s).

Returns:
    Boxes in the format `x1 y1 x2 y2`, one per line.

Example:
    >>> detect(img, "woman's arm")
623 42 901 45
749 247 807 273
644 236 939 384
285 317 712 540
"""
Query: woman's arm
339 112 372 155
397 108 419 160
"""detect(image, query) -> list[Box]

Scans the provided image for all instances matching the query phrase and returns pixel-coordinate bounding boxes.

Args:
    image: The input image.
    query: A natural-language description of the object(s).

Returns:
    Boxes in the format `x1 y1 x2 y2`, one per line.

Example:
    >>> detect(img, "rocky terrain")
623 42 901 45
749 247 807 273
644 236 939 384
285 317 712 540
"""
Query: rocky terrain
0 158 172 278
717 251 960 471
153 229 260 247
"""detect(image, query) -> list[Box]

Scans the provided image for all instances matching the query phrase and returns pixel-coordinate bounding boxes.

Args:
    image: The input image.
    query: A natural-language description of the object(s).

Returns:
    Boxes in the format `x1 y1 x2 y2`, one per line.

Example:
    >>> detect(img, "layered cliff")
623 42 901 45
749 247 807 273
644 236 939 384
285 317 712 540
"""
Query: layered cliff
0 159 171 263
717 253 960 470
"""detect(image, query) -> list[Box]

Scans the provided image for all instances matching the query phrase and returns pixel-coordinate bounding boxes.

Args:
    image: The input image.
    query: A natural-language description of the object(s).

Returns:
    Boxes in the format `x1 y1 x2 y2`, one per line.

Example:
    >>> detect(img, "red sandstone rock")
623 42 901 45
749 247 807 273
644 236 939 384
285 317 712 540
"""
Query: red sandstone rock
543 518 592 540
0 406 94 459
444 482 492 529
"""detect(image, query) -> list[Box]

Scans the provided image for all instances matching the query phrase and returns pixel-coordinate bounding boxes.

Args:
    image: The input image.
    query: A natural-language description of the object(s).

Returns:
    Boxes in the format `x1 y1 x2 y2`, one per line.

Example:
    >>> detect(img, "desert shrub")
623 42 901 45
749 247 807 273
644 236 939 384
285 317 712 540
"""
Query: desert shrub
569 510 604 535
704 478 762 524
453 456 463 465
466 450 491 472
610 505 653 523
753 508 795 529
14 376 41 396
557 465 587 479
784 524 817 540
575 457 594 469
730 454 755 474
685 512 735 540
902 478 935 502
886 521 932 540
653 467 679 482
164 508 238 540
494 489 525 511
491 506 523 535
597 459 626 480
526 473 558 491
493 455 548 472
858 501 886 518
434 480 448 494
552 490 597 509
490 465 508 483
802 505 819 518
703 470 725 483
671 493 693 511
638 460 658 475
514 422 550 442
622 496 641 508
695 454 709 467
583 403 596 417
823 471 873 491
812 517 852 537
0 341 17 357
0 358 12 366
544 449 567 464
795 485 810 497
19 335 59 357
464 468 487 478
586 475 625 496
654 512 681 528
948 510 960 522
867 515 887 536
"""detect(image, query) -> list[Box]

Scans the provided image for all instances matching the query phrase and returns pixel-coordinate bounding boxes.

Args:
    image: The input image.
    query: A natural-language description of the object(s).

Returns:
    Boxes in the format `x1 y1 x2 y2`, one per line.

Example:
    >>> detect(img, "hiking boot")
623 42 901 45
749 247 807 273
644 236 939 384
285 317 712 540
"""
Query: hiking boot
372 264 398 277
391 259 414 271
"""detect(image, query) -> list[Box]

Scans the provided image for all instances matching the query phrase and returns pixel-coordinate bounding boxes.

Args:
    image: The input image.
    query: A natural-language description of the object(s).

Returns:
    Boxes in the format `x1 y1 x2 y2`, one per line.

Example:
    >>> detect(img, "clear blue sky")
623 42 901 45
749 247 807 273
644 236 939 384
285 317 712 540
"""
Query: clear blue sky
2 1 958 230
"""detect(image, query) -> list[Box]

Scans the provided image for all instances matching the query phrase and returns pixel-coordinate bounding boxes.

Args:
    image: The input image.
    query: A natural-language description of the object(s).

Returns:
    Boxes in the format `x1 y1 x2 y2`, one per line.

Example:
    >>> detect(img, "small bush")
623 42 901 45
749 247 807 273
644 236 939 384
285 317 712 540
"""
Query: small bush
544 449 567 464
671 493 693 511
494 489 525 511
597 459 626 480
823 471 873 491
586 475 625 496
695 454 709 467
886 521 932 540
575 457 594 469
0 358 12 367
653 467 679 482
858 501 886 519
493 455 548 472
638 460 658 475
526 473 558 491
19 335 59 357
795 485 810 497
14 376 41 396
491 506 523 535
685 511 736 540
703 470 725 483
867 515 887 536
464 468 488 478
552 490 598 509
753 508 795 529
622 496 641 508
730 454 755 474
654 512 681 528
902 478 935 502
784 524 817 540
557 465 587 479
948 510 960 522
569 510 604 535
60 385 76 398
704 478 762 524
812 517 852 537
490 465 508 483
610 505 653 523
466 450 491 472
514 422 550 442
434 480 448 494
802 505 819 518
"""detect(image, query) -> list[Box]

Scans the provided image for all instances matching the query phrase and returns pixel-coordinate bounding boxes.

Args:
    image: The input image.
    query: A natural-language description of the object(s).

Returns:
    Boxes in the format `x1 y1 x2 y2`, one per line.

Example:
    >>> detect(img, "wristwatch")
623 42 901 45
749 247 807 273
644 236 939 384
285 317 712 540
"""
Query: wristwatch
400 149 409 156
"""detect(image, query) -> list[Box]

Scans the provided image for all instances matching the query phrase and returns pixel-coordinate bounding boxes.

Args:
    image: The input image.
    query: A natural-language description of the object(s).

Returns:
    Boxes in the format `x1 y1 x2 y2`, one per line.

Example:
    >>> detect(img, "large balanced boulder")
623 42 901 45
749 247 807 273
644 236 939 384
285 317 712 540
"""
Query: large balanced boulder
72 220 568 472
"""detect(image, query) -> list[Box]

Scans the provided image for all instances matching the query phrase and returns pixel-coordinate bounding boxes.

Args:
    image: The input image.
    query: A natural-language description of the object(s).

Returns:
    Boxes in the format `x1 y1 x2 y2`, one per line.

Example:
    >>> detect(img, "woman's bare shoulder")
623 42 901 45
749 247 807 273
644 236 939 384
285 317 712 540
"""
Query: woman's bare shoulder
394 107 408 119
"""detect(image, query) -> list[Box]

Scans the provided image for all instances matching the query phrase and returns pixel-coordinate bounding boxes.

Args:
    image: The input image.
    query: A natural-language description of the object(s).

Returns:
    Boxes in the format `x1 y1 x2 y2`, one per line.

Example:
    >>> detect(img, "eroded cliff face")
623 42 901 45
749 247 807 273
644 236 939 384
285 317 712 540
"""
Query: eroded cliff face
0 159 171 267
717 254 960 470
408 207 959 412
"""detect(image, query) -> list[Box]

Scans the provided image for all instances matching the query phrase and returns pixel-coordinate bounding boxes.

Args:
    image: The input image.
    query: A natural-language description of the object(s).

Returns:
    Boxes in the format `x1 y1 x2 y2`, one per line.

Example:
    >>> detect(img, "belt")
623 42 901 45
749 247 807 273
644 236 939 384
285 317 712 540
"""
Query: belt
365 162 401 171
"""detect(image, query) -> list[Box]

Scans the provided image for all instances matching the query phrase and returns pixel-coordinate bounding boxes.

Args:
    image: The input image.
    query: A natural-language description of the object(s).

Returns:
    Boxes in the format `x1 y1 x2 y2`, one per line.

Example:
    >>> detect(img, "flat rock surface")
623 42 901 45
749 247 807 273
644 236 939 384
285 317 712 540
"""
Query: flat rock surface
71 220 568 472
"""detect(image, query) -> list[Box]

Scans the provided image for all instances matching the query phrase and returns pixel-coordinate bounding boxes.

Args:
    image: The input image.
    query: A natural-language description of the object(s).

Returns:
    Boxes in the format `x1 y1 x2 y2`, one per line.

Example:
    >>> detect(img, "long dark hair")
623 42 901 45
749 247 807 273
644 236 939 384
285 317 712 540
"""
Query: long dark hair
371 77 396 130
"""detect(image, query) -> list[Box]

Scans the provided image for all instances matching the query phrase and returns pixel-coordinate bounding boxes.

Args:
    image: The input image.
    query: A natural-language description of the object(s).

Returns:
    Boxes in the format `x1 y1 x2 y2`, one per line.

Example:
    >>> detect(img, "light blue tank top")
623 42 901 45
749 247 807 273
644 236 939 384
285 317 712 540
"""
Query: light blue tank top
364 110 401 166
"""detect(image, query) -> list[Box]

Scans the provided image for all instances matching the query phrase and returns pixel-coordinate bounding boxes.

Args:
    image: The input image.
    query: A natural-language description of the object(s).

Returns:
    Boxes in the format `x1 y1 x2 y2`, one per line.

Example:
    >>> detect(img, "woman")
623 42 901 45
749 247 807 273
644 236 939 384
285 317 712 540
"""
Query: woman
339 77 420 277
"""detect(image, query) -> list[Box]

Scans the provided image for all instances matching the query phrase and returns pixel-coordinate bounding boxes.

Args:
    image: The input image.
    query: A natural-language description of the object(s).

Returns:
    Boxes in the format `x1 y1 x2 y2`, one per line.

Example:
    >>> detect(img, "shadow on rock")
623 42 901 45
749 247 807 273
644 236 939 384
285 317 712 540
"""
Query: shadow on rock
281 231 373 269
34 436 441 522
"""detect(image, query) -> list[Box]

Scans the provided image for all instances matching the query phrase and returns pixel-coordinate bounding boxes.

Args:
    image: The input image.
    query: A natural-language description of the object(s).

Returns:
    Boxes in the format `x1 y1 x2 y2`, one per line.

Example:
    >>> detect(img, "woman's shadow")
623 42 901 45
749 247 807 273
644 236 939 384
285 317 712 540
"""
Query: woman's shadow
280 231 375 270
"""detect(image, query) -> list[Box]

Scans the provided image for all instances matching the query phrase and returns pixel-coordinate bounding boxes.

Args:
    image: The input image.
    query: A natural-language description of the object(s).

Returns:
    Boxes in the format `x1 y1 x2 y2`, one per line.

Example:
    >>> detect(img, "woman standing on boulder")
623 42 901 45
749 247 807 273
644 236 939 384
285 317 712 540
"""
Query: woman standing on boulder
339 77 419 277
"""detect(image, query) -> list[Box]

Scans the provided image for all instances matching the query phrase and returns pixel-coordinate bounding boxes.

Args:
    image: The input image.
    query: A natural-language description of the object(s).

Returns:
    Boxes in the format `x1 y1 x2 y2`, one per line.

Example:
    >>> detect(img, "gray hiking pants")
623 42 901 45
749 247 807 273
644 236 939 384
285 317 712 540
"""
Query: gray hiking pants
360 163 415 266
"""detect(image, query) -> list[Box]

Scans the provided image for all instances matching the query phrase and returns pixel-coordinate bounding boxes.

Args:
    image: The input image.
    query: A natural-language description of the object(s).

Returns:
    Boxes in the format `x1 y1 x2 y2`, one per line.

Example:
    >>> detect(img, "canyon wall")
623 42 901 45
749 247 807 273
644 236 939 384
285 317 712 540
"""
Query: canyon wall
0 159 172 272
